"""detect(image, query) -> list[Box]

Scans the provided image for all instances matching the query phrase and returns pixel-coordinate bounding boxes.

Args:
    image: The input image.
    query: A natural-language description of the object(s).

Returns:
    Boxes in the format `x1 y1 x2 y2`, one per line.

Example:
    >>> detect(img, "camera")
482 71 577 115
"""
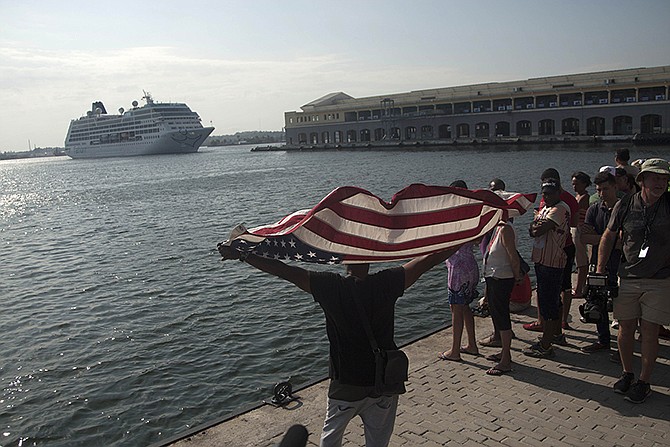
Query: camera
579 273 610 324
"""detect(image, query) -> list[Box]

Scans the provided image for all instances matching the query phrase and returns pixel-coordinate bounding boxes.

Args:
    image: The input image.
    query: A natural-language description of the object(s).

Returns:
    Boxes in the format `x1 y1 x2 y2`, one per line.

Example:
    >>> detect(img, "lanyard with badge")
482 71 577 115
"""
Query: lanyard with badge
639 200 660 258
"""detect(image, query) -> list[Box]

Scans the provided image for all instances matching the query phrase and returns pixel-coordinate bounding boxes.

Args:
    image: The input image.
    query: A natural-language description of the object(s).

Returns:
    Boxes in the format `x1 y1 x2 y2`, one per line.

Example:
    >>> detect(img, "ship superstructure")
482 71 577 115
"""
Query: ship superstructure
64 92 214 158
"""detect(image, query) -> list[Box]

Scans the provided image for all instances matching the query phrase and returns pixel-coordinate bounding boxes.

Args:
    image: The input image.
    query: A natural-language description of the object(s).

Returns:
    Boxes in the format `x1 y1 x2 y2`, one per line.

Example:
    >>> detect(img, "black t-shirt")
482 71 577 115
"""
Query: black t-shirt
310 267 405 399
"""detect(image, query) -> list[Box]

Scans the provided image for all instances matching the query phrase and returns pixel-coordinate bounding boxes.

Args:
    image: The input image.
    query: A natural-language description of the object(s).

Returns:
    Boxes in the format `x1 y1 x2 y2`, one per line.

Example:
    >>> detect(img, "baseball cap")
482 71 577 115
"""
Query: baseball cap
599 166 617 177
541 179 560 192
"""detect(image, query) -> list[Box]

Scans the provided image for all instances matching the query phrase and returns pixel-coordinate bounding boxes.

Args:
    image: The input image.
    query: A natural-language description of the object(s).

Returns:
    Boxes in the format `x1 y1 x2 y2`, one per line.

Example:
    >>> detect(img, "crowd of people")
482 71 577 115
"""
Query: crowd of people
217 148 669 446
441 148 670 408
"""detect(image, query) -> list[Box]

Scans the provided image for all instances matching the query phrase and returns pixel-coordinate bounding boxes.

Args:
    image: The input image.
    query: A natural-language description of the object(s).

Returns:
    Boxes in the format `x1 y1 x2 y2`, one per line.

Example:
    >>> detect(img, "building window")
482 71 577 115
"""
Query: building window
374 128 386 141
310 132 318 144
298 133 307 144
346 130 357 142
334 131 342 143
360 129 371 142
322 131 330 144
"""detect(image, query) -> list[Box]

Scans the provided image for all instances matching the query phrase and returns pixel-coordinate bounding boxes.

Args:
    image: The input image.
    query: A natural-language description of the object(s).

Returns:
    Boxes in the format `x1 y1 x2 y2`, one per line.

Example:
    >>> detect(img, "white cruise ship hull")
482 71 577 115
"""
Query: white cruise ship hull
65 127 214 159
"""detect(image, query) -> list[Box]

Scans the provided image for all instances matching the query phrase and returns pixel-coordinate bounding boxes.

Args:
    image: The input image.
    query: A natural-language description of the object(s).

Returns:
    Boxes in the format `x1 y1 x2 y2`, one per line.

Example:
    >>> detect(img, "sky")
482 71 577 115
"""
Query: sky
1 0 669 151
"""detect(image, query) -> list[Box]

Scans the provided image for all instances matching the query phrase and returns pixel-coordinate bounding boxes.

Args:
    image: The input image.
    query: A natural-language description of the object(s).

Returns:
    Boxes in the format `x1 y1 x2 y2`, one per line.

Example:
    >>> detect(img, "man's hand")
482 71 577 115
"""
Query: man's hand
217 243 241 261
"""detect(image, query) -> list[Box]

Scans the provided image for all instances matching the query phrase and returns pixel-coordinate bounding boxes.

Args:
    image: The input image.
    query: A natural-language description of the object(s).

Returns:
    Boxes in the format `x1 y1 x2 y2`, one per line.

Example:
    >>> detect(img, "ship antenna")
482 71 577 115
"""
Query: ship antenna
142 90 154 104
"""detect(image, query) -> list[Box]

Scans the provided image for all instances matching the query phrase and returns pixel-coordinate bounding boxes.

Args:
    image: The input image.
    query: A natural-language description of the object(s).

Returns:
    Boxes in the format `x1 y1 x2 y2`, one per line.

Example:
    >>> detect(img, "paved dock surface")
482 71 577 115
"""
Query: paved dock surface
166 294 670 446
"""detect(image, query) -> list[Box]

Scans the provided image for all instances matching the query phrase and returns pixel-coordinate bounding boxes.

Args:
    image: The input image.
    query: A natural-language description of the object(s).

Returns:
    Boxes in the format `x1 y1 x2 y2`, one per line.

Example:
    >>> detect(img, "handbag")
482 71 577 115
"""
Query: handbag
352 292 409 395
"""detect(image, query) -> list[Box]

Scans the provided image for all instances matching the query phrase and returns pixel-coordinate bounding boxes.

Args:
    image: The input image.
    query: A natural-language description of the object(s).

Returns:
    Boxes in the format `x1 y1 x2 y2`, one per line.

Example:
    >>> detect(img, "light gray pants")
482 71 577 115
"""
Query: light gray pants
320 395 399 447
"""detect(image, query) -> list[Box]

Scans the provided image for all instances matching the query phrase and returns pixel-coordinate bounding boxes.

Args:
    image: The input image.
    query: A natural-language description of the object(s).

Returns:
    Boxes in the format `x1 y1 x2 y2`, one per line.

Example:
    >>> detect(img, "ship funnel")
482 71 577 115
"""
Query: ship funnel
91 101 107 114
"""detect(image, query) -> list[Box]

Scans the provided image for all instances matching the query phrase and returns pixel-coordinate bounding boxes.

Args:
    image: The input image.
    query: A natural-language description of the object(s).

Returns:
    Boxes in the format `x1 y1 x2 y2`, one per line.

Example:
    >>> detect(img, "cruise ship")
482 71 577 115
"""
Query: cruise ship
64 92 214 158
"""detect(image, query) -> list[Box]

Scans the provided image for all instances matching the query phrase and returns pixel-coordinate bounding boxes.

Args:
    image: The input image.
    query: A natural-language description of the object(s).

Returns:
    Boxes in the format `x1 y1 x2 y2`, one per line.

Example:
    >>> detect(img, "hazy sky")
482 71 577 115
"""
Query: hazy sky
1 0 669 151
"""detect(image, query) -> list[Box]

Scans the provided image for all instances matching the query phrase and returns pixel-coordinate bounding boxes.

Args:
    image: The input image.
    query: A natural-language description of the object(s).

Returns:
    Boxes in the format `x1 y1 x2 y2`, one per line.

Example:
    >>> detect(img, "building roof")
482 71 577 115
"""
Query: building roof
298 65 670 112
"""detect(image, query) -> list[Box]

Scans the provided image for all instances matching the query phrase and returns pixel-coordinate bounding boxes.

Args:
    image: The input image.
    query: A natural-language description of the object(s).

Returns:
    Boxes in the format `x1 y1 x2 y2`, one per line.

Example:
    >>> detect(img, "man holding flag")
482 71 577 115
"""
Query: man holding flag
217 183 534 446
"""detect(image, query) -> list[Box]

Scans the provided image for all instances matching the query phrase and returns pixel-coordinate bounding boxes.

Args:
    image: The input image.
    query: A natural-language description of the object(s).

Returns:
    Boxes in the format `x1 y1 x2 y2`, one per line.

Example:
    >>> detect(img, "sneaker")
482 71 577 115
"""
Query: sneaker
523 321 544 332
625 380 651 403
536 333 568 346
581 342 610 353
613 372 634 394
523 342 555 358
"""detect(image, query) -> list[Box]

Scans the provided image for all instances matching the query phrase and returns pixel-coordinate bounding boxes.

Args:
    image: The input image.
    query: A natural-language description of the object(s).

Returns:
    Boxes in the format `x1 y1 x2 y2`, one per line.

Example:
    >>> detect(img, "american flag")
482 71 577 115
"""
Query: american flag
221 184 536 264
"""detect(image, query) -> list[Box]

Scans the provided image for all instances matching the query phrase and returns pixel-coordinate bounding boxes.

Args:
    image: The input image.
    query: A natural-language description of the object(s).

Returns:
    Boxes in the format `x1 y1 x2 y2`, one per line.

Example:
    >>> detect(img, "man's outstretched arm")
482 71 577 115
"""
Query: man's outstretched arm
402 245 461 290
218 244 311 293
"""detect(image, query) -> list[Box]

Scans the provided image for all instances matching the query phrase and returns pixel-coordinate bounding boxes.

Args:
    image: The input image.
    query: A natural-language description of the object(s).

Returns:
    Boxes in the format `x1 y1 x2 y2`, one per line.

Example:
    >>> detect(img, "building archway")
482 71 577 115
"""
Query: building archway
360 129 371 142
405 126 417 139
613 116 633 135
321 131 330 144
562 118 580 135
539 119 555 136
421 125 433 139
334 131 342 143
438 124 452 139
390 127 401 139
346 130 357 142
641 114 662 133
475 122 489 138
515 121 531 136
374 128 386 141
310 133 319 144
586 117 605 136
298 133 307 144
457 123 470 138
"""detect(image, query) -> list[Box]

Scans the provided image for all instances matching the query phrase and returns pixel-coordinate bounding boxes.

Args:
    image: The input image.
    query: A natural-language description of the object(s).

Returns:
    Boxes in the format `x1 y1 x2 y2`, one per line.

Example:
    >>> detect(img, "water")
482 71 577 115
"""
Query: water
1 143 668 446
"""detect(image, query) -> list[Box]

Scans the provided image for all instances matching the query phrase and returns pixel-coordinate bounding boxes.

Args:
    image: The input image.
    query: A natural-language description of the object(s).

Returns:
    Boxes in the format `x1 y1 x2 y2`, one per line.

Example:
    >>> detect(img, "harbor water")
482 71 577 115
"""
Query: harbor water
1 143 668 446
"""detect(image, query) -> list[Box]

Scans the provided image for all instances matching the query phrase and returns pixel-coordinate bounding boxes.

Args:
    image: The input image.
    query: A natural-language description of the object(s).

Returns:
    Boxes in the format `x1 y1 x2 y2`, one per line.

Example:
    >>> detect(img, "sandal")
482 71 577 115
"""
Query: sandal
522 321 544 332
486 366 512 376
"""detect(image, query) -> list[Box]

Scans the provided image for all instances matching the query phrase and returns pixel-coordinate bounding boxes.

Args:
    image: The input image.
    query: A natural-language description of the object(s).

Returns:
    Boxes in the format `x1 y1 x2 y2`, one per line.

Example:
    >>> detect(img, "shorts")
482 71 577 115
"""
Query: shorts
448 281 478 305
535 263 563 321
562 244 576 291
571 227 589 268
613 277 670 325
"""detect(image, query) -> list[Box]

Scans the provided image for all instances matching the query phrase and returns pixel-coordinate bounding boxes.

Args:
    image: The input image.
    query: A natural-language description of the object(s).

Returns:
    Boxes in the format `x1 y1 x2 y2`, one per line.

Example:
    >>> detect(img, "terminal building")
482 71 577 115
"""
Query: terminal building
283 65 670 147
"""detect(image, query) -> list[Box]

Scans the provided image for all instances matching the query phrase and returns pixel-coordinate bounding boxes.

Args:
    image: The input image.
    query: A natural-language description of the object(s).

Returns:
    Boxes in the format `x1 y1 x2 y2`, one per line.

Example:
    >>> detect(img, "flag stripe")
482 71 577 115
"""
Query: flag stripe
224 184 536 264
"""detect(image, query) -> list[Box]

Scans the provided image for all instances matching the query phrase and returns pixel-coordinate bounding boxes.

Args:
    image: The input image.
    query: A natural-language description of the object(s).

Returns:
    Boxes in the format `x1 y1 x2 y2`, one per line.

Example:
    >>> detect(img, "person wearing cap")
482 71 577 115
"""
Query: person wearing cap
579 171 621 353
523 168 578 336
596 158 670 404
523 179 571 358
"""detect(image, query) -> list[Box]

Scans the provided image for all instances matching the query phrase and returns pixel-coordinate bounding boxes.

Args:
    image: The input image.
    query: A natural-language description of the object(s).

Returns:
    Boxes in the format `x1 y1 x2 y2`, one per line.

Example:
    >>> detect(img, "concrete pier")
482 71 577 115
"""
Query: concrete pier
162 288 670 446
